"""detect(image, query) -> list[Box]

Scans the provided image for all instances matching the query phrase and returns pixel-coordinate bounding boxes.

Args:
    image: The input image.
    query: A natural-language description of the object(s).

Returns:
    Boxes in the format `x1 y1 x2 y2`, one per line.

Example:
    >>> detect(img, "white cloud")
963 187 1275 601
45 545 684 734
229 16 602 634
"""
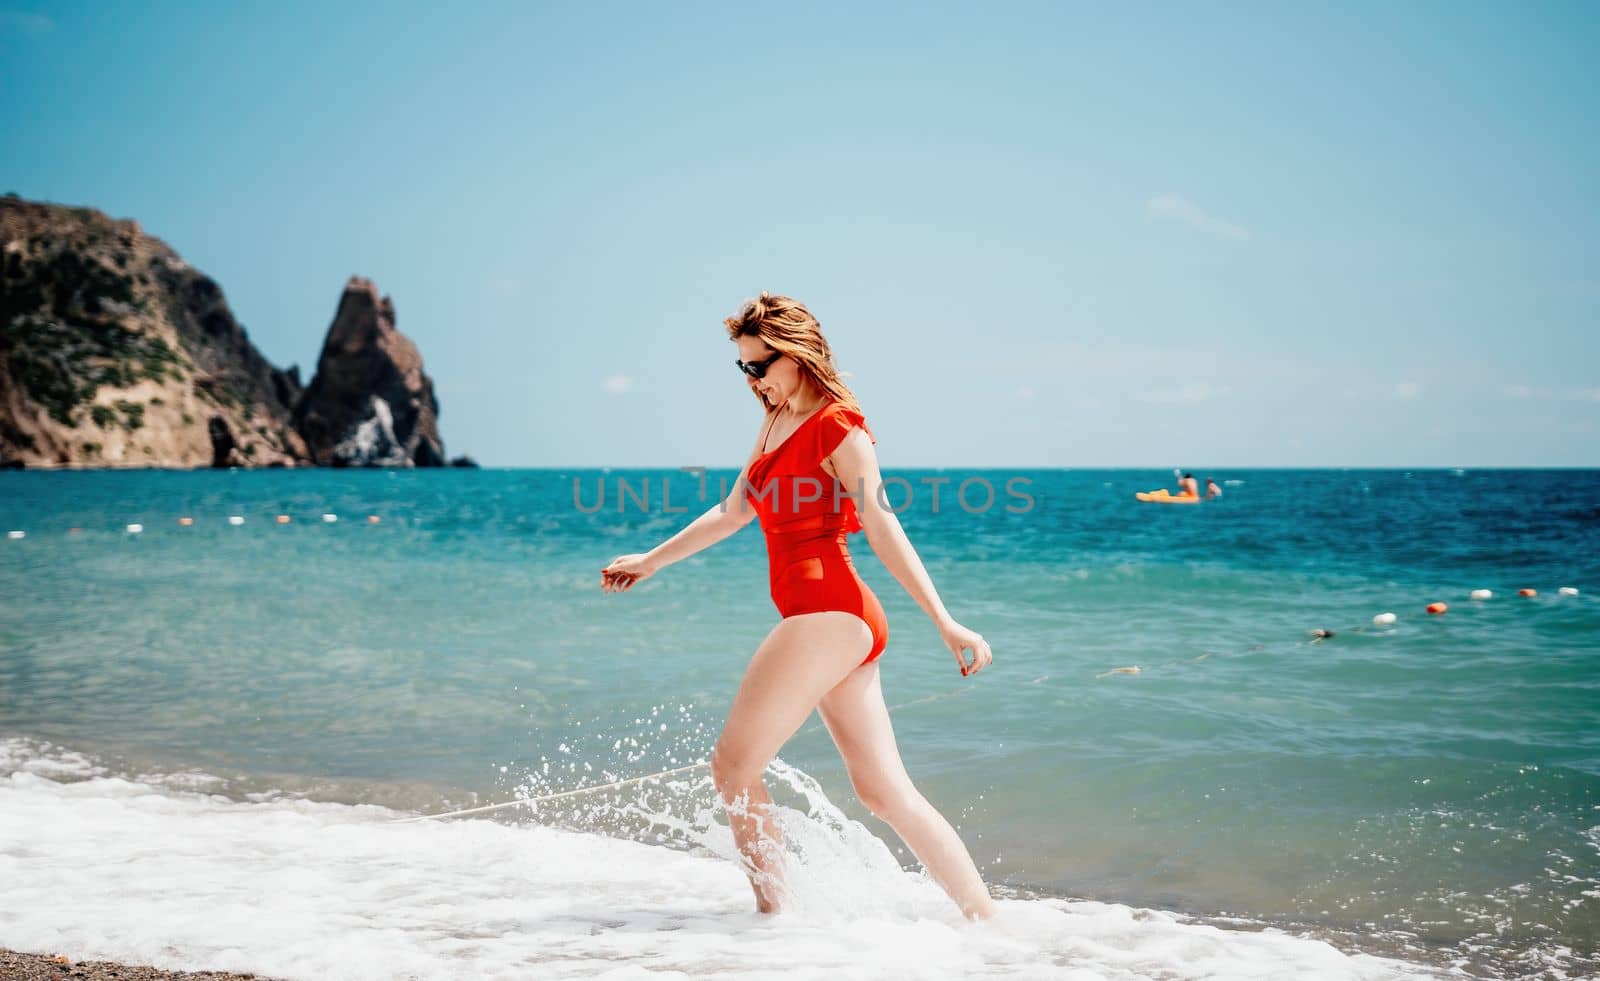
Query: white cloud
1072 397 1102 410
600 374 632 394
1145 194 1250 242
1135 383 1226 403
484 276 521 298
959 341 1238 382
1501 384 1600 402
1393 382 1424 401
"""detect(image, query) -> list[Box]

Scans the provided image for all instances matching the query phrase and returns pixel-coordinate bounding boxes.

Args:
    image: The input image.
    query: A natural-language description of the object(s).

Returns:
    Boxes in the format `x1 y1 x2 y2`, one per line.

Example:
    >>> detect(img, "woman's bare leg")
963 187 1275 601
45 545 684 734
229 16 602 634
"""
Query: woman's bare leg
817 661 996 919
710 611 875 913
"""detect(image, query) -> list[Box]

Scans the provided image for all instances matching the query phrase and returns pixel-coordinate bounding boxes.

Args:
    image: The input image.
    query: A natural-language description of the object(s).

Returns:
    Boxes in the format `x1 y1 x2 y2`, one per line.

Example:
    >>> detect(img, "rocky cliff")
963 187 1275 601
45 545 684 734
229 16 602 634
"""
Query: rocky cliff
291 277 444 468
0 195 454 469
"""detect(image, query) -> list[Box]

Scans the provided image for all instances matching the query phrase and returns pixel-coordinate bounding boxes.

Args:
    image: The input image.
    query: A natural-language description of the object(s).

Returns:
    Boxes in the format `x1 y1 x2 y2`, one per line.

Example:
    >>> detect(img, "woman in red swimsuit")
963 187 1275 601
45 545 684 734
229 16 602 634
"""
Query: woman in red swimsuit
600 292 996 921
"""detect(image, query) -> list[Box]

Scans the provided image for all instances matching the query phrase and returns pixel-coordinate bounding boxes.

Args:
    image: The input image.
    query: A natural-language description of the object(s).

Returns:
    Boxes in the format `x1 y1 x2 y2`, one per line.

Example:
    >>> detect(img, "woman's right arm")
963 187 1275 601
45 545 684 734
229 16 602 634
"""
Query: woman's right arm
602 412 771 591
643 451 763 571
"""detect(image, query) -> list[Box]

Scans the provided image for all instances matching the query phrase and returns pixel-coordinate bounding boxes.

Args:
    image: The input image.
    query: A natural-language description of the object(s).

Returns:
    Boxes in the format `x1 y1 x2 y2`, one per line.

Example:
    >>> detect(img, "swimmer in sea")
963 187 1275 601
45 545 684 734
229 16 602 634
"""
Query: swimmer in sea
599 291 997 921
1205 477 1222 500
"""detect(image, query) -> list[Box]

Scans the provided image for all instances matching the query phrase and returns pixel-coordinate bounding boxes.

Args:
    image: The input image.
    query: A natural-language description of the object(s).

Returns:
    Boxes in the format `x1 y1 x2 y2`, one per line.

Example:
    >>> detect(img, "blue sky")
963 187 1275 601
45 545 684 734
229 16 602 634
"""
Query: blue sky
3 1 1596 467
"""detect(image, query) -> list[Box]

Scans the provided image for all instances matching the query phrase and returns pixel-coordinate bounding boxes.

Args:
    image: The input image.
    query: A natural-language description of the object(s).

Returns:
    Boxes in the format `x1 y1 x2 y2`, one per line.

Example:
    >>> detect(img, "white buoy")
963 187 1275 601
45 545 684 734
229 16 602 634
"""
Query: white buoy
322 513 338 523
126 523 143 534
7 530 24 540
1470 589 1493 600
228 515 245 526
1373 612 1398 626
1559 586 1579 596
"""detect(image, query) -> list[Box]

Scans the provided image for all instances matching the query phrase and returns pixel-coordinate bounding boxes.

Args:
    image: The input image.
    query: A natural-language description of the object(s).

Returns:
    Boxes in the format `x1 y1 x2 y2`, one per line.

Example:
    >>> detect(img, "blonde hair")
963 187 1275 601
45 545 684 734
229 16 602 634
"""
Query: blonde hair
724 291 862 415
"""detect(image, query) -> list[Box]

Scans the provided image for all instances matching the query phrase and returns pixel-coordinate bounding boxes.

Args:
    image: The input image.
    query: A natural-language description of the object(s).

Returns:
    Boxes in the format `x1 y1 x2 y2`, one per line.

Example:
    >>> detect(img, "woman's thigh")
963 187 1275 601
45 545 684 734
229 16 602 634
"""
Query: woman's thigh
713 612 874 778
815 661 915 806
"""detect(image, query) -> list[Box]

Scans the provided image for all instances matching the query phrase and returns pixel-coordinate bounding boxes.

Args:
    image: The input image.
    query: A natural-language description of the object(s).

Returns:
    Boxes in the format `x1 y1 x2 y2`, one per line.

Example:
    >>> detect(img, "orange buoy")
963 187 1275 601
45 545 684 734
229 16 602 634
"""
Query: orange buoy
1518 588 1537 597
178 517 194 526
1426 602 1448 615
276 514 291 524
368 515 382 524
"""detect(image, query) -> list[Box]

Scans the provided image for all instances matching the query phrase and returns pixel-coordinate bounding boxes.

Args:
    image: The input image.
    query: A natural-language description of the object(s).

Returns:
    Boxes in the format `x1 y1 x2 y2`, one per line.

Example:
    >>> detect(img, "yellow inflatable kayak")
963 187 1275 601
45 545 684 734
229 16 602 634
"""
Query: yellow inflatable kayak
1135 489 1200 504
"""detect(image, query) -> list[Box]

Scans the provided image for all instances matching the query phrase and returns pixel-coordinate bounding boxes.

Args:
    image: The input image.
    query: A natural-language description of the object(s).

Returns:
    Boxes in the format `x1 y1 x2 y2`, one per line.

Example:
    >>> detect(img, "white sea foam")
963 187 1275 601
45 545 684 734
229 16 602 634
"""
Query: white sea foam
0 736 1442 980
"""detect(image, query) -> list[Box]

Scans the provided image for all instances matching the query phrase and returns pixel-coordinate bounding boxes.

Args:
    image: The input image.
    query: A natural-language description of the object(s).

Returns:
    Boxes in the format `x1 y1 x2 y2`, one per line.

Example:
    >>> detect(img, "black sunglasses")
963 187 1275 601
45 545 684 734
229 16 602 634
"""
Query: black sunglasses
735 351 785 379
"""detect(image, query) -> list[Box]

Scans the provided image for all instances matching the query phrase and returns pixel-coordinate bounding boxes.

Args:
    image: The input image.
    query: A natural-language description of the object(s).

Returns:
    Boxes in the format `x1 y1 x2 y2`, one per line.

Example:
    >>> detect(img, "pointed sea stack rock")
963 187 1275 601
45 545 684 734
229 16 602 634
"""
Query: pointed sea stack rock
291 276 445 468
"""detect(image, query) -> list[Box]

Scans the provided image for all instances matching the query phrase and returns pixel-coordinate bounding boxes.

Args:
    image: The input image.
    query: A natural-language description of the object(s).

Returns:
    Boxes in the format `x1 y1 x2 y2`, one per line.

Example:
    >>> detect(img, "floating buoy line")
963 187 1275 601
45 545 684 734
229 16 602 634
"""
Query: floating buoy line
3 512 386 537
1092 583 1585 681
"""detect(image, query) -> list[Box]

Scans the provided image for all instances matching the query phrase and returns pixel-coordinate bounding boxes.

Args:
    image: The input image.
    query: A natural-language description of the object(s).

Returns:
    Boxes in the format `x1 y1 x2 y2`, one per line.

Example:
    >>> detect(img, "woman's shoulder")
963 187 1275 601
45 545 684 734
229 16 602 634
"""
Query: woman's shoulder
817 399 874 455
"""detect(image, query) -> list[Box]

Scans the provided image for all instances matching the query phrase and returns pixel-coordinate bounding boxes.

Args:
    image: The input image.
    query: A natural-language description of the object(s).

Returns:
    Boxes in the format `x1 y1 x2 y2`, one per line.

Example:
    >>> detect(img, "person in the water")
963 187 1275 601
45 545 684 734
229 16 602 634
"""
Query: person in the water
1205 477 1222 500
599 291 997 922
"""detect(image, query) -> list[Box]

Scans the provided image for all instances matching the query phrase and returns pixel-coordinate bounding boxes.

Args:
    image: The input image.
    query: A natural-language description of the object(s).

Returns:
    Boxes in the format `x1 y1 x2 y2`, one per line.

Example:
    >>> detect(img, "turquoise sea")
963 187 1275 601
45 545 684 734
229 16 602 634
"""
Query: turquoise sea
1 468 1596 980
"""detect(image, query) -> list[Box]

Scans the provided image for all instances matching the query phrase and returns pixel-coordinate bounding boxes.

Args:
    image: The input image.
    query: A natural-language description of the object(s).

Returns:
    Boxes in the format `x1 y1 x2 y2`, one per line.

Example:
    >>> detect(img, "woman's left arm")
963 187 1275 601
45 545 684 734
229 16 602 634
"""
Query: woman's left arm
829 429 994 677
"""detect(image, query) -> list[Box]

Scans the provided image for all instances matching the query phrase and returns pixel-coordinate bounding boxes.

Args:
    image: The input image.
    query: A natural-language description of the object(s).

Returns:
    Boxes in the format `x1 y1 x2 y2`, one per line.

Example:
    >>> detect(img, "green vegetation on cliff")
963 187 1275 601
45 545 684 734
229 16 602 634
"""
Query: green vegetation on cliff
1 245 184 426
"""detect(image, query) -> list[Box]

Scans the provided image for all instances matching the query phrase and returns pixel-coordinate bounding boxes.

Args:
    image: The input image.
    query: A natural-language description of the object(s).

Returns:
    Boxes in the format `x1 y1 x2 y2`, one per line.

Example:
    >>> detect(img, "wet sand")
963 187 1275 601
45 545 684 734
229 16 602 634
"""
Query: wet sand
0 948 270 980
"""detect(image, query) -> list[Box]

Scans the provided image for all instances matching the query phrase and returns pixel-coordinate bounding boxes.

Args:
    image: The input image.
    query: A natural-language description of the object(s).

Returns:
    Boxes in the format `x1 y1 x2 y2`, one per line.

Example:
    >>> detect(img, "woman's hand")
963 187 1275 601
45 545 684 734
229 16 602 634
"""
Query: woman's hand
939 618 993 677
601 553 658 593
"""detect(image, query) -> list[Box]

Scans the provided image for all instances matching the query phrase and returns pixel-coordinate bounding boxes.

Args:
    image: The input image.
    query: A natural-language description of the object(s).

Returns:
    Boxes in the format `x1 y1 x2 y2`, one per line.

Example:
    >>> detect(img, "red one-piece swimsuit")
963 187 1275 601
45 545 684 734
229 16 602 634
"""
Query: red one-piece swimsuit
743 400 889 666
